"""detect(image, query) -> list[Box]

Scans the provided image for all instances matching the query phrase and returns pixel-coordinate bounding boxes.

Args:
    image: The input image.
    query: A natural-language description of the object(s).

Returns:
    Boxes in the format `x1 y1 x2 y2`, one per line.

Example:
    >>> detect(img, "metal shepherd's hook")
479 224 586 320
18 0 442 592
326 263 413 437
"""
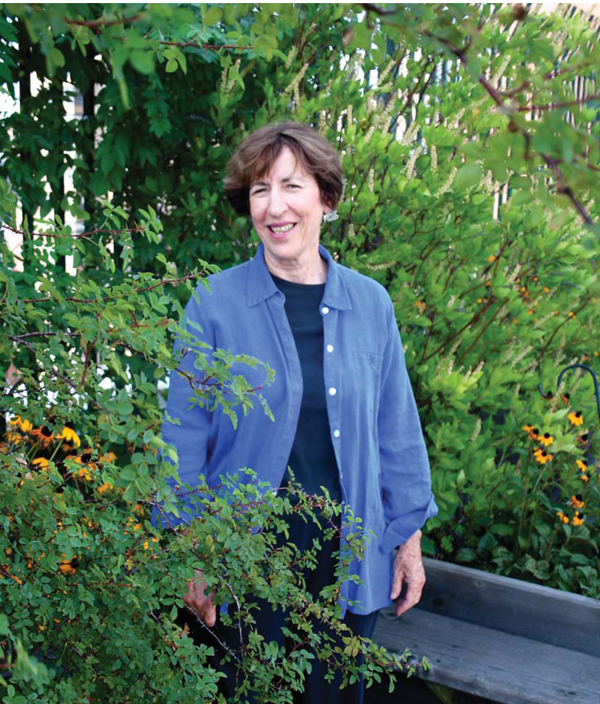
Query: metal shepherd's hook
538 364 600 426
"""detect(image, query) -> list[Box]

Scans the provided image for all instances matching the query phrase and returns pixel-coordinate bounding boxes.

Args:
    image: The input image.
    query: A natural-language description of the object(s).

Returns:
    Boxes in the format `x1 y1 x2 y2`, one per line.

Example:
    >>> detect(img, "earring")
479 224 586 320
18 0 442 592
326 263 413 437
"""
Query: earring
323 210 339 223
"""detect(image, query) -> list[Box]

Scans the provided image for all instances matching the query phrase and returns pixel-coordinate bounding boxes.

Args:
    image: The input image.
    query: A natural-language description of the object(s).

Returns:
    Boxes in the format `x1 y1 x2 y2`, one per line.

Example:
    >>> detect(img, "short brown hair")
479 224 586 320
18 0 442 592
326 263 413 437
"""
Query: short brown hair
223 121 344 217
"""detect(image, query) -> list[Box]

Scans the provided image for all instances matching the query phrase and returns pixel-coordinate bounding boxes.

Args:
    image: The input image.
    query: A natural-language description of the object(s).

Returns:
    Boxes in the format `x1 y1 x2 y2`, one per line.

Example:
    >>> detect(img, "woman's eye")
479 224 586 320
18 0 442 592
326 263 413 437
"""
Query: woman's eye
251 188 265 195
288 184 300 189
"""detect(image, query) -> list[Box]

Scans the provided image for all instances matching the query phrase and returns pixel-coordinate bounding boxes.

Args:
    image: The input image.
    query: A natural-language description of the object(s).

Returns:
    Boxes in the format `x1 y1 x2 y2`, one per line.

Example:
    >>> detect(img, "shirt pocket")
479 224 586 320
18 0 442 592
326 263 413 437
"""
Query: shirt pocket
351 351 383 423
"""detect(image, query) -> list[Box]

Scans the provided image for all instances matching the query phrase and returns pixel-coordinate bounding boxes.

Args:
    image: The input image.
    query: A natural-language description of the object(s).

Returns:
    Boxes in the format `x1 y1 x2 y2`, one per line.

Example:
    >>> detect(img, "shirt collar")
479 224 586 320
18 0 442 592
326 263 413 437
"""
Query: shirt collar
247 242 353 310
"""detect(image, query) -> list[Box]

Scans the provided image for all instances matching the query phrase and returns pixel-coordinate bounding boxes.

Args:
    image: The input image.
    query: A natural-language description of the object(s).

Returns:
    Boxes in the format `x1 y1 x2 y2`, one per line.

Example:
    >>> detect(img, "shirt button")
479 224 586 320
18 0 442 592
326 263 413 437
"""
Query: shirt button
333 429 341 438
327 344 334 353
328 387 337 396
321 306 329 315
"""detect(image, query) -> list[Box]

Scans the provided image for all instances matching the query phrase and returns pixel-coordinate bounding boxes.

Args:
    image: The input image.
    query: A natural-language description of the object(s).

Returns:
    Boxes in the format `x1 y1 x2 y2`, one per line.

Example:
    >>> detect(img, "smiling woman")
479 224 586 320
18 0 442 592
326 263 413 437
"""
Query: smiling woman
162 121 437 703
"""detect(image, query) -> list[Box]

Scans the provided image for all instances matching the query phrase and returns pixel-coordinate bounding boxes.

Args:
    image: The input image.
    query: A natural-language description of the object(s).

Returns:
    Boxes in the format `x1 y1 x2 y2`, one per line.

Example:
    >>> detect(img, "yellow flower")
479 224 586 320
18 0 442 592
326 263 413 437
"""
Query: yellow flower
487 255 496 262
539 432 553 447
58 424 81 448
543 286 550 293
31 426 55 447
58 554 78 575
568 412 583 427
581 473 589 483
9 416 33 433
556 510 569 524
31 457 50 470
572 511 584 527
534 448 552 464
570 495 585 510
99 452 117 464
524 426 540 441
576 459 588 472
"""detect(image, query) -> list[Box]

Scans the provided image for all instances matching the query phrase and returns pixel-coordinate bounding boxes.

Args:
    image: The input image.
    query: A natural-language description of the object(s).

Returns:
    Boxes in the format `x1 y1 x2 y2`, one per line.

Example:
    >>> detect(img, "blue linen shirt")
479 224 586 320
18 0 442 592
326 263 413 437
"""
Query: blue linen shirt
157 242 437 616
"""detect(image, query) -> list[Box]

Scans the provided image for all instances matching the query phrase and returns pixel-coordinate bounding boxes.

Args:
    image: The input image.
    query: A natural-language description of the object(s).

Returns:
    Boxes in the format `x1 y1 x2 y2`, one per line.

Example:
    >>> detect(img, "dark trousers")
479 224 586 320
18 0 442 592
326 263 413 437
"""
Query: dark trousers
178 512 378 703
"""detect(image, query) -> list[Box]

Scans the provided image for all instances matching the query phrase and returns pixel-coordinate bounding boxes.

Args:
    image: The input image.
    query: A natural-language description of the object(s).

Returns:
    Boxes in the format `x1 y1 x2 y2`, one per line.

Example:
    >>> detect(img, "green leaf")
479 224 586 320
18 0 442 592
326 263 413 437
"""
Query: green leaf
204 6 223 26
454 163 482 190
130 50 155 75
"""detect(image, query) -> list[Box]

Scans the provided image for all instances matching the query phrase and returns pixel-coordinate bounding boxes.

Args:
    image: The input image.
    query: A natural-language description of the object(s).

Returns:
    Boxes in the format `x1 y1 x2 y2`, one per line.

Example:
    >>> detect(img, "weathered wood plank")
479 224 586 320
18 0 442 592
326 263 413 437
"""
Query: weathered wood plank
420 558 600 657
373 607 600 704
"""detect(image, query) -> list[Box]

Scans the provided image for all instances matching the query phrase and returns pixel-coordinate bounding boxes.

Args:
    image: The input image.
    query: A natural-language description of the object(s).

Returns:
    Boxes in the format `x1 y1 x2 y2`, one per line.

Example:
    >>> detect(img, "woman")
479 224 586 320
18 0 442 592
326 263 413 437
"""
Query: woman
161 121 437 702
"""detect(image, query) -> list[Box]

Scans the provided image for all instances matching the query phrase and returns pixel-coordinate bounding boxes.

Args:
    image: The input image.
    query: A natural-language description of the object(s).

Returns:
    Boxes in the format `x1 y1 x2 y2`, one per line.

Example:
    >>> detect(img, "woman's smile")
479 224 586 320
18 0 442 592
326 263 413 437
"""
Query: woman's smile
268 223 296 238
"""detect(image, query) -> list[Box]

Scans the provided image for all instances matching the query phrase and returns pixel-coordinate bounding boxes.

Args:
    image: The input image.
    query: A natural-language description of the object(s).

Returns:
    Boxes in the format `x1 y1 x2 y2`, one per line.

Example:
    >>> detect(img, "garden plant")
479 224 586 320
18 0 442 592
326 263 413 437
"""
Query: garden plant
1 2 600 700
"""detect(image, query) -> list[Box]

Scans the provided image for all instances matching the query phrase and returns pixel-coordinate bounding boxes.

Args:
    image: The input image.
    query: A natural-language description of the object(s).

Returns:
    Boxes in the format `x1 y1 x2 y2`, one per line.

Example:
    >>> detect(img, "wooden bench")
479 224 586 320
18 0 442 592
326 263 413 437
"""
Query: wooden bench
372 557 600 704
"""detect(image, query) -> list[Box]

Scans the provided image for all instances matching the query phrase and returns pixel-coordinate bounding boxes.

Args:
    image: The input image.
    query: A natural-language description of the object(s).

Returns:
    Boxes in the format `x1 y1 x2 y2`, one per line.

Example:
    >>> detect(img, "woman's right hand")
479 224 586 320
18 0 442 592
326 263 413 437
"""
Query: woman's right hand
183 568 217 628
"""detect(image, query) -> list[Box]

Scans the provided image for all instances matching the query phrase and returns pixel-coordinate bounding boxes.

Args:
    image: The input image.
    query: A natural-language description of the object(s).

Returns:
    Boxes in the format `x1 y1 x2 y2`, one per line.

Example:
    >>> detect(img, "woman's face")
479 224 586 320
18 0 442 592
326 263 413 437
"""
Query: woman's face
249 145 330 271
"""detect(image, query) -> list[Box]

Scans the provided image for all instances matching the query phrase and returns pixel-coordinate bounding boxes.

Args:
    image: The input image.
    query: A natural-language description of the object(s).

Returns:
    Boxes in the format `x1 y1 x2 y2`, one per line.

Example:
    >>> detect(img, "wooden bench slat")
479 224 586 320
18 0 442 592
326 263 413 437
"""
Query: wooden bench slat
420 557 600 657
374 607 600 704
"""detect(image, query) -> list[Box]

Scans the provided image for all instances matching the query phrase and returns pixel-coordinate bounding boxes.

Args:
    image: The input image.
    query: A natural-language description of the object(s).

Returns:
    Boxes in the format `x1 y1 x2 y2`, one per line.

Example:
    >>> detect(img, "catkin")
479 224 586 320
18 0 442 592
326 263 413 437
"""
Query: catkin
430 145 438 173
405 145 423 180
435 167 457 196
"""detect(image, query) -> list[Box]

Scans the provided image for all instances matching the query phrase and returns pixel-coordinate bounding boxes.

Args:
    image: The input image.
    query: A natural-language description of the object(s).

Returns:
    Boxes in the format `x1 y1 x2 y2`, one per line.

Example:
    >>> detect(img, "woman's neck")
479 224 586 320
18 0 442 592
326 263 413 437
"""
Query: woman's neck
264 251 328 284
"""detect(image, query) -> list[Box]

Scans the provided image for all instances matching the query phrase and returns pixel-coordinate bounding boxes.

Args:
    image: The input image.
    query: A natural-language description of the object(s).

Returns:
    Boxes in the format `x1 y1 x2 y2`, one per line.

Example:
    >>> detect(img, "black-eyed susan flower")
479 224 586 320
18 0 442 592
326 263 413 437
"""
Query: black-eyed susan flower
570 495 585 510
534 448 552 464
487 255 496 263
570 494 585 508
9 416 33 434
58 555 77 575
576 459 588 473
539 432 553 447
556 510 569 524
31 457 50 470
58 422 80 448
524 426 540 441
99 452 117 464
580 473 589 483
572 511 584 527
569 411 583 427
577 433 589 445
32 425 54 447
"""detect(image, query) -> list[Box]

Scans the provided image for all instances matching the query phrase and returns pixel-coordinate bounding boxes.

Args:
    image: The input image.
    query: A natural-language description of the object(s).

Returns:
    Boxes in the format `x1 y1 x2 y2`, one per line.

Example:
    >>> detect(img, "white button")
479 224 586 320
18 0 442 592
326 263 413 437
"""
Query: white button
321 306 329 315
328 387 337 396
333 429 340 438
327 344 334 353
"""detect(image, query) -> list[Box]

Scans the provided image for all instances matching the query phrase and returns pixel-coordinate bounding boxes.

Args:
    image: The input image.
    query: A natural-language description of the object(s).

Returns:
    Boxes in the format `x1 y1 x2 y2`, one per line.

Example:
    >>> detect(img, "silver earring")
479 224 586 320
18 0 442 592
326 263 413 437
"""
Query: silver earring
323 210 338 223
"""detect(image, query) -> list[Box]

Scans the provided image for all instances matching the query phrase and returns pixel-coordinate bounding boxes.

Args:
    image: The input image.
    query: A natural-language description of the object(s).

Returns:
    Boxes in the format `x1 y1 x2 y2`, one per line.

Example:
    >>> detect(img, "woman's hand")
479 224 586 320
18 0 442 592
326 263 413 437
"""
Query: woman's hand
390 529 426 617
183 568 217 628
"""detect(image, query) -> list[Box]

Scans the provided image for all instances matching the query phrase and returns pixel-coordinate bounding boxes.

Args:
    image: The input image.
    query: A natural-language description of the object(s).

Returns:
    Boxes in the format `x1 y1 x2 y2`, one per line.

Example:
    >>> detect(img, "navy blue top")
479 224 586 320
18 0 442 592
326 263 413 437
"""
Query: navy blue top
269 272 342 504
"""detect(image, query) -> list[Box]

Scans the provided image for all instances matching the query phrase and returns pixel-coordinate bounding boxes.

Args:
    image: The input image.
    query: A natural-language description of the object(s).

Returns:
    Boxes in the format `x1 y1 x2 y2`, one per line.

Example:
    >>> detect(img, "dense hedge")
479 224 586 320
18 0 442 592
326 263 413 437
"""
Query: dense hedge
1 2 600 699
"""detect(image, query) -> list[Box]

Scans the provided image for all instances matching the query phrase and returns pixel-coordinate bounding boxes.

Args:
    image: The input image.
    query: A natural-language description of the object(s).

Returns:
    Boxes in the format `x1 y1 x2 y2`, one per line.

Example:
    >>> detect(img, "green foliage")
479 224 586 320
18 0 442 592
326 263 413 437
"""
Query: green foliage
1 3 600 696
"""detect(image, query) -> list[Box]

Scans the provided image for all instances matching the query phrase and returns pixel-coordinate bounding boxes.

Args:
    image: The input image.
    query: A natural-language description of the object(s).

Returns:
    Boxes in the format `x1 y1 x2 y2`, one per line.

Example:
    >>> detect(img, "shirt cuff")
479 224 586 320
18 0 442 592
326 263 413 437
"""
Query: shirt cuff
379 495 438 553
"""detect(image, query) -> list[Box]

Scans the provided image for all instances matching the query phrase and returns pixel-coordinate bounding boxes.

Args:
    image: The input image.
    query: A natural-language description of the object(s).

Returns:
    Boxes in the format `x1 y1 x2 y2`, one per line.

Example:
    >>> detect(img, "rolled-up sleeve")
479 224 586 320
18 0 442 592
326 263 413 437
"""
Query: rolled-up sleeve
378 298 437 553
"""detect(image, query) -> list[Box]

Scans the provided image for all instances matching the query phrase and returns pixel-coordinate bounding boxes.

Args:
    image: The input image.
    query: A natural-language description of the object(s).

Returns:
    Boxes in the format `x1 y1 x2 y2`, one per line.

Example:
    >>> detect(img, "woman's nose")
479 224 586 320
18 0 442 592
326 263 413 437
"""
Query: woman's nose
266 188 286 217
